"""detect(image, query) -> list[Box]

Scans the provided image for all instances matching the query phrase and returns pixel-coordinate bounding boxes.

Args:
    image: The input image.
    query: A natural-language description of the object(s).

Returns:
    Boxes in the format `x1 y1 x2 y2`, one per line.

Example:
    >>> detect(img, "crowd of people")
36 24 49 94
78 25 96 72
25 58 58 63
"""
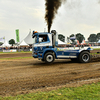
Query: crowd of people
0 46 32 51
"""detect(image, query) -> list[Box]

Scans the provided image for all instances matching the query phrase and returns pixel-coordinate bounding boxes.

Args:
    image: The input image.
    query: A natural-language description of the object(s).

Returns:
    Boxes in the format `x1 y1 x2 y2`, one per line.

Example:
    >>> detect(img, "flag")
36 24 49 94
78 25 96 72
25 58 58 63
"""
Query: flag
16 29 20 42
0 37 5 42
70 36 76 40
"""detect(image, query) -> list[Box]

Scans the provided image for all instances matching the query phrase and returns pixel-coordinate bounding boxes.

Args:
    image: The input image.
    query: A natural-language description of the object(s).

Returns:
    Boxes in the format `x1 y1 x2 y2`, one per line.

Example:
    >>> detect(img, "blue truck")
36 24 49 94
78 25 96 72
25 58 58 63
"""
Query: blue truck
32 30 92 63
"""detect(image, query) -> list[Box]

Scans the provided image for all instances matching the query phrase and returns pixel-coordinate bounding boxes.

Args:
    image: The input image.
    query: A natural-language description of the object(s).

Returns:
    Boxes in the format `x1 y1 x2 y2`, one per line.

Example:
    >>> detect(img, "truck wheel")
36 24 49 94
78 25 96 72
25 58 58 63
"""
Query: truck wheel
44 52 55 63
78 51 91 63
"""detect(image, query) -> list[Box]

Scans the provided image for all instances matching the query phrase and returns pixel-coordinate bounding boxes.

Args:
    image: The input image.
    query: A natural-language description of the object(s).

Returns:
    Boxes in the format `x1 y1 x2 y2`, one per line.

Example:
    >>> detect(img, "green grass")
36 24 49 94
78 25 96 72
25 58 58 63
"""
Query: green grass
0 56 33 60
91 51 100 55
92 48 100 50
0 82 100 100
0 51 32 54
0 51 32 60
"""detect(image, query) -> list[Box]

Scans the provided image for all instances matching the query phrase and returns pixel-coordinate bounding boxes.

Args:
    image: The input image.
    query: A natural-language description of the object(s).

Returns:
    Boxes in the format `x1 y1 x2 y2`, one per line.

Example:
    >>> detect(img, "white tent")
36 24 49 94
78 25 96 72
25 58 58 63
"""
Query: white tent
58 39 66 44
1 41 11 47
98 40 100 43
19 40 29 46
24 31 33 45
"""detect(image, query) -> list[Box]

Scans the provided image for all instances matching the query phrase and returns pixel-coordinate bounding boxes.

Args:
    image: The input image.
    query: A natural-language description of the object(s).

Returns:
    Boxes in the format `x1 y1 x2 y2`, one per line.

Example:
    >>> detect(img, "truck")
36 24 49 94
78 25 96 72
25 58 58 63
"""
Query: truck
32 30 92 63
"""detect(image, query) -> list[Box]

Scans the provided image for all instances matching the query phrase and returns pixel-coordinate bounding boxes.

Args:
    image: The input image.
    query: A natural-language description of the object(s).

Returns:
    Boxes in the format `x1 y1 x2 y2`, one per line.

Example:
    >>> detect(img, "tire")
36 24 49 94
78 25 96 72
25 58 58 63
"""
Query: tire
44 52 55 63
78 51 91 63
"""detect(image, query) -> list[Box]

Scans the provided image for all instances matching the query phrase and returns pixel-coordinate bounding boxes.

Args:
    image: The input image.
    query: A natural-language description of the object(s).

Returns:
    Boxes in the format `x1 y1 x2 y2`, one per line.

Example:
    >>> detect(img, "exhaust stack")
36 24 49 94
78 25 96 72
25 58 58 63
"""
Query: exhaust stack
51 30 58 47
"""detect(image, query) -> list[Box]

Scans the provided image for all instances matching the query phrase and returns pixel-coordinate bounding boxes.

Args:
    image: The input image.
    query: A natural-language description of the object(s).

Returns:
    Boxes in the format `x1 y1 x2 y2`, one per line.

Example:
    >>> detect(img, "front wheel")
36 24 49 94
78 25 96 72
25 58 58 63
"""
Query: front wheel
78 51 91 63
44 52 55 63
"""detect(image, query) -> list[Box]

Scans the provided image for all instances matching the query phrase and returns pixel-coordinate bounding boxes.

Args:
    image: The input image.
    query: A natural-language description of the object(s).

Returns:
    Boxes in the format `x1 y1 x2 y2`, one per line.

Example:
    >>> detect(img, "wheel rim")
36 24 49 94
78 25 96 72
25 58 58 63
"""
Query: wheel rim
82 54 89 62
46 55 53 62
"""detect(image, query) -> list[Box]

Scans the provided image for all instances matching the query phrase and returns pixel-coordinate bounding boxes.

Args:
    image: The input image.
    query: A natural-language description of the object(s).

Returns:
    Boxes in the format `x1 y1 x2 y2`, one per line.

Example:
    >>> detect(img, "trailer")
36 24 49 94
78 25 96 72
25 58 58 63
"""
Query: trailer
32 30 93 63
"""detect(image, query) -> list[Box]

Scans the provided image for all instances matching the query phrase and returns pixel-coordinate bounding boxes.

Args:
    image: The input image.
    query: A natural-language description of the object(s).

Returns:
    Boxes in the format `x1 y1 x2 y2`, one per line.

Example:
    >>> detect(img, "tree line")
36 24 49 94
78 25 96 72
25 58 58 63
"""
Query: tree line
0 39 15 46
58 33 100 43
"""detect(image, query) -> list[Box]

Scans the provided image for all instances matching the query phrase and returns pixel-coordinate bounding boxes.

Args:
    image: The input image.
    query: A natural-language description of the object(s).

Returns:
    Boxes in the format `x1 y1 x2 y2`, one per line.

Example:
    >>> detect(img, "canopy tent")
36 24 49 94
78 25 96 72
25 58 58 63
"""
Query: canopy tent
1 41 11 47
24 31 33 45
19 40 29 46
58 39 66 44
98 40 100 43
23 31 66 45
81 40 86 45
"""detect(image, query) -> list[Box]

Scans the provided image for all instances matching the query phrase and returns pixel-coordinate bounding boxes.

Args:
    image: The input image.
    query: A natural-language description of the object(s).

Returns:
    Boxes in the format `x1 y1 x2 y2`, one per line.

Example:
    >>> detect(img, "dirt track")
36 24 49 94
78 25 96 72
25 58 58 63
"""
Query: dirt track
0 53 100 96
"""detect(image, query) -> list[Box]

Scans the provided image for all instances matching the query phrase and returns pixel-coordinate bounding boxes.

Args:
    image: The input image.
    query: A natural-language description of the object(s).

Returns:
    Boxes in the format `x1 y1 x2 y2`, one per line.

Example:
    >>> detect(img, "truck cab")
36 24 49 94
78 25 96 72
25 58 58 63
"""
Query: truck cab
32 30 92 63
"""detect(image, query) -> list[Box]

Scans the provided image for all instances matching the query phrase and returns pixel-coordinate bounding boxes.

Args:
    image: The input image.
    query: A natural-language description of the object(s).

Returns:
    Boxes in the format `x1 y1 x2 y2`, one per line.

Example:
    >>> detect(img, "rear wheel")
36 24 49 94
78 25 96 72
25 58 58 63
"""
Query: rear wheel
78 51 91 63
44 52 55 63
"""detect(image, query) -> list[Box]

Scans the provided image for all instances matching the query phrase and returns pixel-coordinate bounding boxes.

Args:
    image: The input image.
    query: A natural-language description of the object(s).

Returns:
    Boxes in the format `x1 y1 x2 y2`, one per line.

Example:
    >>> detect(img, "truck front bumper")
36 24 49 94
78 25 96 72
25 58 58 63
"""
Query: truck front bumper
33 52 43 60
33 55 38 58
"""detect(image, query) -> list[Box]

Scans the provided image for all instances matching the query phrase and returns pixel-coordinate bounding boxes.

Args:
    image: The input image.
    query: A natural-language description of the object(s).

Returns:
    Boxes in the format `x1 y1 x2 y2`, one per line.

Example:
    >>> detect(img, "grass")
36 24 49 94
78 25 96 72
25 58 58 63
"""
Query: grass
0 82 100 100
0 56 33 60
0 51 32 60
92 48 100 50
91 51 100 55
0 51 32 54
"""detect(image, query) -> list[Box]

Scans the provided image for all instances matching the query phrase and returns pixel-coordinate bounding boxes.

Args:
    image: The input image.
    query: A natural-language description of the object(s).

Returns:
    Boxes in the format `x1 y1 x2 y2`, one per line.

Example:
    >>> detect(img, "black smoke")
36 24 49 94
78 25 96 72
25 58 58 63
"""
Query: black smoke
45 0 66 32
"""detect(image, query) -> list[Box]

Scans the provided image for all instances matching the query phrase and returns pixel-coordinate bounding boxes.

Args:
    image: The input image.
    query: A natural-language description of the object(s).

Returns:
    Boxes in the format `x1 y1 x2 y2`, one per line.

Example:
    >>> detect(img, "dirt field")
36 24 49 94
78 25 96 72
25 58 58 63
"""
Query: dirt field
0 53 100 96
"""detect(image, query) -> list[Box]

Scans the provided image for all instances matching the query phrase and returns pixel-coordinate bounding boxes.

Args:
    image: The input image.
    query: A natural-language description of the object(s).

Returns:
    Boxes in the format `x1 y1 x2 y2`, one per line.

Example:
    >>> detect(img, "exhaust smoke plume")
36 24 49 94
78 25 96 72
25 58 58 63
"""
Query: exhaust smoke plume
45 0 66 32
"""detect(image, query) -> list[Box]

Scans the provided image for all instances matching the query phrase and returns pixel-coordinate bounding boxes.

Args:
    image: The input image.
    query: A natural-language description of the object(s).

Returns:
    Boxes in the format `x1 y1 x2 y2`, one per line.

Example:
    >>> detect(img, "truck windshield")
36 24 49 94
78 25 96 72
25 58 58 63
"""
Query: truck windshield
33 35 48 43
39 35 47 43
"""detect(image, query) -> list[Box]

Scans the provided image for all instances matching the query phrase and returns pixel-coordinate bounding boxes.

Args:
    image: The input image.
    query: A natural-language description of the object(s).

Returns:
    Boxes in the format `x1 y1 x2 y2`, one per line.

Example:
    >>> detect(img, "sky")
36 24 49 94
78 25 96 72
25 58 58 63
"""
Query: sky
0 0 100 42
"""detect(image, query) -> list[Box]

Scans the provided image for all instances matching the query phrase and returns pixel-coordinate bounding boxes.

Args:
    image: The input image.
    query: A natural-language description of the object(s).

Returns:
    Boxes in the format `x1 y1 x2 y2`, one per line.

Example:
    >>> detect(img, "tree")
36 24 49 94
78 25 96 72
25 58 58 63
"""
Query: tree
0 42 3 46
58 34 65 42
76 33 85 43
96 33 100 41
88 34 97 42
9 39 15 46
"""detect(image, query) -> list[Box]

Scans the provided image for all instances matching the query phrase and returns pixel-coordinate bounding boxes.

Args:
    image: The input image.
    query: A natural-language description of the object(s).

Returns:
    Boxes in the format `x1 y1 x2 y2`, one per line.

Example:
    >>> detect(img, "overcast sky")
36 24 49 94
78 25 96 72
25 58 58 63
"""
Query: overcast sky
0 0 100 42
